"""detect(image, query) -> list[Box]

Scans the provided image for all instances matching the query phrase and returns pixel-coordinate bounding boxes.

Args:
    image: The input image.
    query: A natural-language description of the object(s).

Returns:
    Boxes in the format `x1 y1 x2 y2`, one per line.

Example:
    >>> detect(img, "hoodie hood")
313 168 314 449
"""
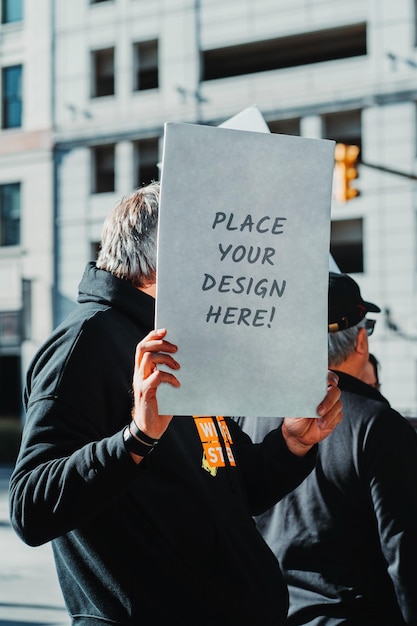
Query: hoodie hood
77 262 155 329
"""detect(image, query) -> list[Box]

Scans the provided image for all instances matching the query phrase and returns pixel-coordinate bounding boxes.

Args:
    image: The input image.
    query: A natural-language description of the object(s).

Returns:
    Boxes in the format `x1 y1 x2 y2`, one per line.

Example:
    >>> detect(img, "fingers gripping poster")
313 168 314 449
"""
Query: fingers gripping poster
156 122 335 417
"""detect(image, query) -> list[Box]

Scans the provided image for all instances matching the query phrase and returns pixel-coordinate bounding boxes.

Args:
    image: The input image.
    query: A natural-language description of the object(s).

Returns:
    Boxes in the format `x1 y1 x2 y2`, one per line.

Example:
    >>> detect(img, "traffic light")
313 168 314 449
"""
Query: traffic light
334 143 360 202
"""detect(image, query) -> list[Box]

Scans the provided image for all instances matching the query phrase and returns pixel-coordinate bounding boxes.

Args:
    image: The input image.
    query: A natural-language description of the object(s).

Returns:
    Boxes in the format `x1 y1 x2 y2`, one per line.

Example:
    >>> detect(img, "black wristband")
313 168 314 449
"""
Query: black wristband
123 426 155 457
130 421 160 447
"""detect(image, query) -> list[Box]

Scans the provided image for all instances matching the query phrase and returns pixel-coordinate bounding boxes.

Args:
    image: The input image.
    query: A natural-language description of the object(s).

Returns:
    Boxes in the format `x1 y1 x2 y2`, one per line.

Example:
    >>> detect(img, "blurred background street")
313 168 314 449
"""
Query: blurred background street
0 466 69 626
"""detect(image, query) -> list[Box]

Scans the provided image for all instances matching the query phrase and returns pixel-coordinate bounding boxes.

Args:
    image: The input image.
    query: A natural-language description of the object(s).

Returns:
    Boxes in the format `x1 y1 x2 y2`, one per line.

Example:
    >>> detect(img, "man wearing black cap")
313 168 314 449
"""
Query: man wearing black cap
235 272 417 625
327 270 381 332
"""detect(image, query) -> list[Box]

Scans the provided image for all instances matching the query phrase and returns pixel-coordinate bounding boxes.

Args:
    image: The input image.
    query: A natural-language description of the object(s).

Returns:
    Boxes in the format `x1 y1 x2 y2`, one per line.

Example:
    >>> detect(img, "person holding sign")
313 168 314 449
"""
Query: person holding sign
9 182 342 626
236 272 417 625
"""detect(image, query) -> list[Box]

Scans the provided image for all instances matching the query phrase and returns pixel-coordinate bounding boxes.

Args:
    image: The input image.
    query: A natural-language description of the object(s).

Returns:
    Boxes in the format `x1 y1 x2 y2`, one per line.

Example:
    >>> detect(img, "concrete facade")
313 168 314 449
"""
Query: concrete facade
0 0 53 419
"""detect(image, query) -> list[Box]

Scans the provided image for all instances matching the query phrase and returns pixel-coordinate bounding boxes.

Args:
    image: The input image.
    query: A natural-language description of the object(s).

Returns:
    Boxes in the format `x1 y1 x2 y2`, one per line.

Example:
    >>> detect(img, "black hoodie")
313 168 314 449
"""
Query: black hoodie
9 262 317 626
237 372 417 625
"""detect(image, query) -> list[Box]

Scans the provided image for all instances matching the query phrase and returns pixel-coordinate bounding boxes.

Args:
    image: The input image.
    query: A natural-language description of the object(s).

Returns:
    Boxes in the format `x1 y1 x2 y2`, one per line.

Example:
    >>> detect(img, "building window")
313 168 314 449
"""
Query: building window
1 0 23 23
0 311 21 347
21 279 31 341
91 48 115 98
323 110 362 202
415 0 417 46
330 218 363 273
414 102 417 156
134 139 159 187
92 145 115 193
0 183 20 246
268 118 301 136
202 23 367 81
133 40 159 91
2 65 22 129
415 209 417 272
0 353 21 419
91 241 100 260
322 109 362 148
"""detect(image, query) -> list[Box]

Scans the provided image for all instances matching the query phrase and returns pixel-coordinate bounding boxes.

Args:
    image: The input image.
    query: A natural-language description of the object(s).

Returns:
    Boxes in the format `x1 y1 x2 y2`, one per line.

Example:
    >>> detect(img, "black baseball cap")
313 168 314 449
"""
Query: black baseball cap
328 272 380 333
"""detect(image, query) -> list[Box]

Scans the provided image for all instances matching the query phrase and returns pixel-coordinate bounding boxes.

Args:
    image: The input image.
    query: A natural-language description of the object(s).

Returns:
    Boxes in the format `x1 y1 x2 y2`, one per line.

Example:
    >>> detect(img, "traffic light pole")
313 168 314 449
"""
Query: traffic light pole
359 160 417 180
333 144 417 203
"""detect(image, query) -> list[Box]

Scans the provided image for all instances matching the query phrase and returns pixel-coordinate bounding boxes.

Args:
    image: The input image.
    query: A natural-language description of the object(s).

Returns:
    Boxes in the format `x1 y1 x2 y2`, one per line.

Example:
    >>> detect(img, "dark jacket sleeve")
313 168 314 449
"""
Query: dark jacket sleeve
9 316 141 547
361 408 417 624
9 398 140 547
227 418 317 516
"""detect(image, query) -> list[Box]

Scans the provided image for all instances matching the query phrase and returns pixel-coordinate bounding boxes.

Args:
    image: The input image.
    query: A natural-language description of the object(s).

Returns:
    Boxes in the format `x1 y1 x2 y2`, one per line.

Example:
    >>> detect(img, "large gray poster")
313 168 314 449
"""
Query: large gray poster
156 121 335 417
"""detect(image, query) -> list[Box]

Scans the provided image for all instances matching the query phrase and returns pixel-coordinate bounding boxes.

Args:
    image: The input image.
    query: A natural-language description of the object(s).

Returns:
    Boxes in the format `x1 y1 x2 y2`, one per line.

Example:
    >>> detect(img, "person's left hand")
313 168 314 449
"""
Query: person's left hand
281 371 342 456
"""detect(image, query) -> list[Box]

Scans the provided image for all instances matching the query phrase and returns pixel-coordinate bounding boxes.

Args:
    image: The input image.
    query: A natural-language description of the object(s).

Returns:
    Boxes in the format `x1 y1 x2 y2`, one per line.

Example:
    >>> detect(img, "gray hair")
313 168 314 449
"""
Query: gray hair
96 181 159 288
328 318 367 367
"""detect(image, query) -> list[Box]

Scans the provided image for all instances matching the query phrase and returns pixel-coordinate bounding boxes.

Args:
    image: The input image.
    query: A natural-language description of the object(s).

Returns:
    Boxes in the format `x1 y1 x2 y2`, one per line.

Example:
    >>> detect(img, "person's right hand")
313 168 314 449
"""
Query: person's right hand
131 328 180 444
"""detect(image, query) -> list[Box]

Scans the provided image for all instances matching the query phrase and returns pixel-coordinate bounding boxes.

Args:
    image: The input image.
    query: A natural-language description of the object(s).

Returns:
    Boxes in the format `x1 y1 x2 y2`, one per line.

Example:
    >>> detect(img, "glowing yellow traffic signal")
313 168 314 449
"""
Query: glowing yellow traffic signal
334 143 360 202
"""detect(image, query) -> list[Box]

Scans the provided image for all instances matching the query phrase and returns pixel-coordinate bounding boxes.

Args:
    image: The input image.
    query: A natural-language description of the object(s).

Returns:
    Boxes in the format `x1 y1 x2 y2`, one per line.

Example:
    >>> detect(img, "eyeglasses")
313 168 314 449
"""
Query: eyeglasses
365 318 376 336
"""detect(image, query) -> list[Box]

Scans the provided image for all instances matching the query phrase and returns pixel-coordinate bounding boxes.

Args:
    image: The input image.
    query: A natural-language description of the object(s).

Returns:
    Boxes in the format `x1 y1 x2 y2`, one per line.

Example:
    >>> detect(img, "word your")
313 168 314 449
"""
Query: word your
218 243 275 265
212 212 287 234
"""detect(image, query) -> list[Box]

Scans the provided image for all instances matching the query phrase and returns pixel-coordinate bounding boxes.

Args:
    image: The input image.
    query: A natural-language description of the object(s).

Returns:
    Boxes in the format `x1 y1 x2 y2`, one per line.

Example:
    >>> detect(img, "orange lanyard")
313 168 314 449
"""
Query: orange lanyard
193 416 236 474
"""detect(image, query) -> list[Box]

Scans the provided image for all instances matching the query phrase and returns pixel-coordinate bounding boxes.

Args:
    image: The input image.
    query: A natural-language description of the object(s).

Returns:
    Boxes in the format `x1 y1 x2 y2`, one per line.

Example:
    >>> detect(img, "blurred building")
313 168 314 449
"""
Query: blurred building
1 0 417 419
0 0 53 421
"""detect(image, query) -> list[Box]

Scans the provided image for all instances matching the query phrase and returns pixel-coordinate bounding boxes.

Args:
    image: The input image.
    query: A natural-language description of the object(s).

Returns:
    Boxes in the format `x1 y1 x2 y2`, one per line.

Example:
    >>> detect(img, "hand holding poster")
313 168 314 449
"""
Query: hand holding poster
156 122 335 417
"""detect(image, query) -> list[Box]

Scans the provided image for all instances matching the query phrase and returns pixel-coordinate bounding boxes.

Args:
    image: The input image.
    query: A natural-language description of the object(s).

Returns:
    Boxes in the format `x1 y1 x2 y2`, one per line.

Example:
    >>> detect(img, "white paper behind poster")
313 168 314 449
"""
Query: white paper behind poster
156 122 335 417
329 254 341 273
219 105 270 133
